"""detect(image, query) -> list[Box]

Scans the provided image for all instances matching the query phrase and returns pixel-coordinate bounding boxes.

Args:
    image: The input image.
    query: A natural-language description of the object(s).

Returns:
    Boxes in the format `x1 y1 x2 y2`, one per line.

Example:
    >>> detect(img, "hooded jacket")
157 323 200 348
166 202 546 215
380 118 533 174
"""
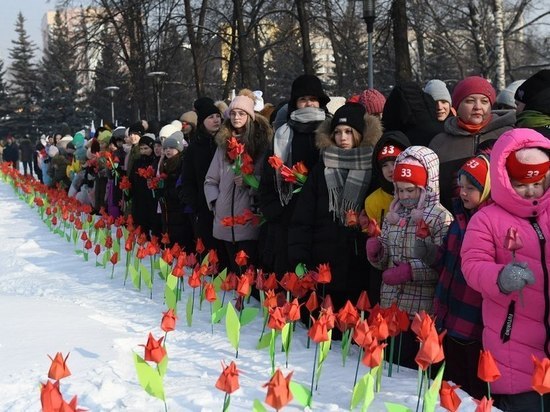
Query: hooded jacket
204 114 272 242
461 128 550 395
429 110 515 210
288 113 382 297
371 146 453 317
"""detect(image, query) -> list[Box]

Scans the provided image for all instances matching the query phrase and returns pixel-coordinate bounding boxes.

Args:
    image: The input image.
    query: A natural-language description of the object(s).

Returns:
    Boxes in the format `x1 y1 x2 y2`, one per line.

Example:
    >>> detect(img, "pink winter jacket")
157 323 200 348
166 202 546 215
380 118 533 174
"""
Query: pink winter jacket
461 128 550 395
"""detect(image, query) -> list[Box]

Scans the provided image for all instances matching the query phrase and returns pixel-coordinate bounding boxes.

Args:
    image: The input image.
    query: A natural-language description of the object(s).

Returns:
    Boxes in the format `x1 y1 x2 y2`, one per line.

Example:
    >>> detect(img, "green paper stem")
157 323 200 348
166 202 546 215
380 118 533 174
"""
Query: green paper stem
397 333 403 373
308 342 319 407
352 346 364 389
487 382 491 400
388 336 395 377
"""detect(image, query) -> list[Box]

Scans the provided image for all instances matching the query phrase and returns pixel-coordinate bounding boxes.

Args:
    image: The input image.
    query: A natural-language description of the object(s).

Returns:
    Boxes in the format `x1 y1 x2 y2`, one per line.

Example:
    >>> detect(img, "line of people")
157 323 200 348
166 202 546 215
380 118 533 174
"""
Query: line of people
3 69 550 412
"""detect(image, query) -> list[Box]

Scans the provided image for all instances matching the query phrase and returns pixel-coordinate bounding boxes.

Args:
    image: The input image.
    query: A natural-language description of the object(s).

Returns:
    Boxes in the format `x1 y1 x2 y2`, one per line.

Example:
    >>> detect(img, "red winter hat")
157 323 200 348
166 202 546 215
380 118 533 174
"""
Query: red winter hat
393 162 428 188
359 89 386 115
506 148 550 183
377 145 403 163
452 76 496 109
458 156 489 192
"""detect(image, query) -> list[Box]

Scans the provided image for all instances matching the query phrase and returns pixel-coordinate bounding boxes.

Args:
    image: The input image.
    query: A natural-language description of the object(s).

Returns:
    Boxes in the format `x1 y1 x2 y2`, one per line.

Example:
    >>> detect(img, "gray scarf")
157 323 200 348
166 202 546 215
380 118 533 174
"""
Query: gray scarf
323 146 372 223
273 107 326 205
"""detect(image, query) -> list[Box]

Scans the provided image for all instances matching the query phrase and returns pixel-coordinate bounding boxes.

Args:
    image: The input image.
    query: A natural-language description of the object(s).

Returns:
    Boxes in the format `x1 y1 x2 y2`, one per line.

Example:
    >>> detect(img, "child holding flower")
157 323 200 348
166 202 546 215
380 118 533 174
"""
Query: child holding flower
204 90 272 273
366 146 453 367
461 128 550 411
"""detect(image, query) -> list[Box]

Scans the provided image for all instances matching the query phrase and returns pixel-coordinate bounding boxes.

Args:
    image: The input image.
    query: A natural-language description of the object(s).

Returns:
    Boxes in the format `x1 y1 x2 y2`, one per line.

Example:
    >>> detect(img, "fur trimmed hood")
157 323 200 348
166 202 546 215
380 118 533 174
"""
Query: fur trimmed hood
214 112 273 160
315 113 383 150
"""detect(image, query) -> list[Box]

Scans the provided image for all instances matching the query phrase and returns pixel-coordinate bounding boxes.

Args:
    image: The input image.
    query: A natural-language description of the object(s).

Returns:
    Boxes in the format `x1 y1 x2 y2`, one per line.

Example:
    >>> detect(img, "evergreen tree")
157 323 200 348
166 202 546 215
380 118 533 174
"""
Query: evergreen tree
38 10 83 134
8 12 39 139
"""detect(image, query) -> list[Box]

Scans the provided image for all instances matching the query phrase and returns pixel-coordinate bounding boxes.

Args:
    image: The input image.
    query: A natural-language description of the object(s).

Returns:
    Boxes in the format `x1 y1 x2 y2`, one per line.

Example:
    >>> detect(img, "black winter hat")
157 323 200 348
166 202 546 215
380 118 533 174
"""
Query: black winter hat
515 69 550 113
289 74 330 111
128 122 145 136
138 134 155 150
194 97 221 126
330 103 366 136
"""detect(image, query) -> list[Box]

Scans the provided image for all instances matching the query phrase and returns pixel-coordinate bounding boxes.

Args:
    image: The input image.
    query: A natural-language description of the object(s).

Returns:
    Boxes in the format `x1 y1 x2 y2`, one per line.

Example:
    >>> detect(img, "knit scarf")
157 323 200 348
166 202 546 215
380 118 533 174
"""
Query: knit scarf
457 114 493 134
516 110 550 128
273 107 326 205
323 146 372 223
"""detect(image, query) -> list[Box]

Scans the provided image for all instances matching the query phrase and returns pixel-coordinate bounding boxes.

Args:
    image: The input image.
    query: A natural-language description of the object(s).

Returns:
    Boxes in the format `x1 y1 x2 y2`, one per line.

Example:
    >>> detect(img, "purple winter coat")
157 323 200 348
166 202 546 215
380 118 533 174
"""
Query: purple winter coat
461 128 550 395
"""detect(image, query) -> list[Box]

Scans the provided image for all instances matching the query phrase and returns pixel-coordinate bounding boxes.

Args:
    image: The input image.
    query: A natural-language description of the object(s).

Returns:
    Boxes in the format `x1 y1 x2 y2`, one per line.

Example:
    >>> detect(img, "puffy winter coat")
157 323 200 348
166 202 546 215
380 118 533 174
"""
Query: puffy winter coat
461 128 550 395
371 146 453 317
204 115 272 242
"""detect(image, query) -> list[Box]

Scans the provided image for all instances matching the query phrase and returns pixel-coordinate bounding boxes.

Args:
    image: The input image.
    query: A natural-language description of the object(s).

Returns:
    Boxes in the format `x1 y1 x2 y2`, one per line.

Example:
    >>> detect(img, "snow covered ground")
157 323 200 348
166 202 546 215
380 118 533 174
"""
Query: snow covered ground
0 176 485 411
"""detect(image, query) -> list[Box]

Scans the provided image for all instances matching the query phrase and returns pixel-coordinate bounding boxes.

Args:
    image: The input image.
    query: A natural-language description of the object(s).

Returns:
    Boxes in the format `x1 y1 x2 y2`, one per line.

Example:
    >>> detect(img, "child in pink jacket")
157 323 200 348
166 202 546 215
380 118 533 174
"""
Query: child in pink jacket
462 128 550 411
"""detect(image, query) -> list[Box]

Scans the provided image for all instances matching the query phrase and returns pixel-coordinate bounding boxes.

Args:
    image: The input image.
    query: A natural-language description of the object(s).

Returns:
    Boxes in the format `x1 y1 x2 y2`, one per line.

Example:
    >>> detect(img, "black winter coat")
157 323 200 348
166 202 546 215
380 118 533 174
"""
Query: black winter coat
179 128 218 249
258 119 322 275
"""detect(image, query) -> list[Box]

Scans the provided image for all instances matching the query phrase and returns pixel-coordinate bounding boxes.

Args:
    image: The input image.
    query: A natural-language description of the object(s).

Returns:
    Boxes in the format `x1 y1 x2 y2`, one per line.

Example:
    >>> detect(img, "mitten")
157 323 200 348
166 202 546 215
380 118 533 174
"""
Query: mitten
412 239 439 265
383 262 412 285
366 237 383 263
497 262 535 294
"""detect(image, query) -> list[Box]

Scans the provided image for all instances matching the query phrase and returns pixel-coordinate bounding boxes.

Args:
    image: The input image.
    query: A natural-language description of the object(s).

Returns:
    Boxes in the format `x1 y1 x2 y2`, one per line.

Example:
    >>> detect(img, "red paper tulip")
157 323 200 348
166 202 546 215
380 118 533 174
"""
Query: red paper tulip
263 273 278 290
264 369 293 410
362 339 387 368
204 283 217 302
268 307 287 331
411 310 433 342
305 291 319 313
335 300 360 331
215 361 240 394
196 238 205 254
345 210 359 227
268 155 284 170
353 319 374 348
235 250 248 267
356 291 371 312
504 227 523 251
221 272 238 291
283 298 302 322
440 381 462 412
316 263 332 284
416 219 431 239
161 309 177 332
366 217 381 237
188 267 201 288
370 312 389 341
80 231 88 241
47 352 71 380
415 328 445 371
40 380 64 412
141 333 167 364
478 350 501 383
474 396 494 412
94 244 101 256
236 275 251 297
110 252 119 265
308 316 330 343
279 271 298 293
531 355 550 395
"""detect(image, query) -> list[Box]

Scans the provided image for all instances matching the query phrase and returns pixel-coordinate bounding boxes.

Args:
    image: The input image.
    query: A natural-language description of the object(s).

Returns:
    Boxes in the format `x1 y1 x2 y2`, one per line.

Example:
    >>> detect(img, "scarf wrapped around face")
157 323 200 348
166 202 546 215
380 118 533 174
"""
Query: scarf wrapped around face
323 146 373 223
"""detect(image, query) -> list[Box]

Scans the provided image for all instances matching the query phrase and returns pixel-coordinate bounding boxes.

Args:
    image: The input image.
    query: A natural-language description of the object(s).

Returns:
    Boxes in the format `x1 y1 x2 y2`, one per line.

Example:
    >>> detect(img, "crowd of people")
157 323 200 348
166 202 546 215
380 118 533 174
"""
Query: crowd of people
2 70 550 412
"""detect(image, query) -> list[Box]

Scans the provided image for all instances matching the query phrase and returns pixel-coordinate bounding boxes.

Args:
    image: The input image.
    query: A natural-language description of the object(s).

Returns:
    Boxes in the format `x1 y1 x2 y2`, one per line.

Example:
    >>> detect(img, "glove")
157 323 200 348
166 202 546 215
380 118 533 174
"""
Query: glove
383 262 413 286
366 237 383 263
413 239 439 265
497 262 535 294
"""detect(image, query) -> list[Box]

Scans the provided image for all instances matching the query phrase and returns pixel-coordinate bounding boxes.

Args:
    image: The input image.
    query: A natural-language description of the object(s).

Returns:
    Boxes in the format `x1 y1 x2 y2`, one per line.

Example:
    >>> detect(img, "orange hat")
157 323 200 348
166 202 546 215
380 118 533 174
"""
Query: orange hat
506 149 550 183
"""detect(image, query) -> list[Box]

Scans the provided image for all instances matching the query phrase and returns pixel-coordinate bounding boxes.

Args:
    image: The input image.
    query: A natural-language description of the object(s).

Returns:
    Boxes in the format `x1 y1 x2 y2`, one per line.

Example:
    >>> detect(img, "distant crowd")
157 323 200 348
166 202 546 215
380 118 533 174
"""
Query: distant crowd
2 70 550 412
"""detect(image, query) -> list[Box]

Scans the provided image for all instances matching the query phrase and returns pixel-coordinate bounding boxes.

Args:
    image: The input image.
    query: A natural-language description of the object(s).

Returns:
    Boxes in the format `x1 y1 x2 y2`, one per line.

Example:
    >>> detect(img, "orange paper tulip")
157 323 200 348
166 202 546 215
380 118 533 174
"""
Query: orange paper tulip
264 369 294 410
335 300 360 331
415 328 445 371
236 275 251 297
362 339 387 368
235 250 248 267
308 316 330 343
141 333 167 364
532 355 550 395
356 290 371 312
411 310 434 342
440 381 462 412
215 361 240 394
268 307 287 331
305 291 319 313
196 237 205 254
160 308 177 332
47 352 71 380
478 350 501 383
284 298 302 322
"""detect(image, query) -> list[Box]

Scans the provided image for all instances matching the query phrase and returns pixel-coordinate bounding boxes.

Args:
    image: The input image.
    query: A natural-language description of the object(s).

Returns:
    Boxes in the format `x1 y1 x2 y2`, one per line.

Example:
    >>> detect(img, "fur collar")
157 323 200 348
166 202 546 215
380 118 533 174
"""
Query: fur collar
315 113 383 150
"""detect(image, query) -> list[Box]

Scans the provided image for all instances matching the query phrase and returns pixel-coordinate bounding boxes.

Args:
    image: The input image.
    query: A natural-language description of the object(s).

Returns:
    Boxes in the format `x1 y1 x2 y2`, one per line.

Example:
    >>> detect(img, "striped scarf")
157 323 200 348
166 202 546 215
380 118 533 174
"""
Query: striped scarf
323 145 372 223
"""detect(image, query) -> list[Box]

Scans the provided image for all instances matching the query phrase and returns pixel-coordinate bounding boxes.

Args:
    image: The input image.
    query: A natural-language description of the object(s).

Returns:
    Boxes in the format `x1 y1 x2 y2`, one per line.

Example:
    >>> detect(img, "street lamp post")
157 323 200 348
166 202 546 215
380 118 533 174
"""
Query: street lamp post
104 86 120 125
147 71 167 122
362 0 376 89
